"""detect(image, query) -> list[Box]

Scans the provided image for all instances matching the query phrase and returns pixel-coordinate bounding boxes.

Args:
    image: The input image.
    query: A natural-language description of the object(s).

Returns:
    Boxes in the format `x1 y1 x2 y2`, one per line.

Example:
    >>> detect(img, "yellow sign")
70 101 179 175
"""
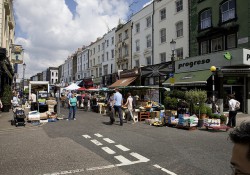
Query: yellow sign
170 77 175 84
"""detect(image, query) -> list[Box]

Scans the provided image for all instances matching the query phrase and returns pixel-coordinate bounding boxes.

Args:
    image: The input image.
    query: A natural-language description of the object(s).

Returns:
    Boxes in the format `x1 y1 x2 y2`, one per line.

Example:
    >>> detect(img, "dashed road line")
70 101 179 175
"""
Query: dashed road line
103 137 115 143
82 134 91 139
153 164 178 175
90 139 103 146
101 147 116 154
115 144 130 151
94 133 103 137
86 164 115 171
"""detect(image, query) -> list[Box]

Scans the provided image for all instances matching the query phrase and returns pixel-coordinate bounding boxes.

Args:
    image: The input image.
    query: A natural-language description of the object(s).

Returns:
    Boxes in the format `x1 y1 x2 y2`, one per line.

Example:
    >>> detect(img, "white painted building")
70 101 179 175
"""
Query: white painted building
48 68 58 85
131 2 153 68
76 46 90 80
62 56 73 84
153 0 189 64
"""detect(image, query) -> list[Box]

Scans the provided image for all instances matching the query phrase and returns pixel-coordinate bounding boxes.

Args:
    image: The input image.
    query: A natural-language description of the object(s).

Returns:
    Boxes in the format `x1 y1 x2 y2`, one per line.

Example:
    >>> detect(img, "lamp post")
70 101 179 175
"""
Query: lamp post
22 62 26 91
210 66 216 113
170 39 176 76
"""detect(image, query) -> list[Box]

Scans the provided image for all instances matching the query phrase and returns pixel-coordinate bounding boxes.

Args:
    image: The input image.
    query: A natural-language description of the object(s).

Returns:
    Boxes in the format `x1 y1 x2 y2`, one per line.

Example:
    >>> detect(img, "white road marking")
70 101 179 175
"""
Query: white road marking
103 138 115 143
86 164 115 171
130 152 150 163
43 168 85 175
90 139 103 146
153 164 178 175
115 144 130 151
94 133 103 137
82 134 91 139
115 155 134 166
102 147 116 154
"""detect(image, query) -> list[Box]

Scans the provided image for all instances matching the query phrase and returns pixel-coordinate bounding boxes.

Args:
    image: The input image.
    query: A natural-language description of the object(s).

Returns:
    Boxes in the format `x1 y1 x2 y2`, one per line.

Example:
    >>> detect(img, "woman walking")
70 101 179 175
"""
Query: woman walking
67 93 77 120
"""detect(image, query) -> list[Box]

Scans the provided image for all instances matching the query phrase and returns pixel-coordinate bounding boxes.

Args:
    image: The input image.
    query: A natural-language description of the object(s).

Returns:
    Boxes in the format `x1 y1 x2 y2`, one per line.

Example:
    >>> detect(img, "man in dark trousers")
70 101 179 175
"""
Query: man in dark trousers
83 92 89 111
76 93 82 108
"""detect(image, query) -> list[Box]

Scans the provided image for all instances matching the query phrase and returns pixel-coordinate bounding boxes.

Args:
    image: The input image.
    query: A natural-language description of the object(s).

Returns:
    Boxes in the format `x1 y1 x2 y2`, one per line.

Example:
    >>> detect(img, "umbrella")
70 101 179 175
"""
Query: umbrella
65 83 80 90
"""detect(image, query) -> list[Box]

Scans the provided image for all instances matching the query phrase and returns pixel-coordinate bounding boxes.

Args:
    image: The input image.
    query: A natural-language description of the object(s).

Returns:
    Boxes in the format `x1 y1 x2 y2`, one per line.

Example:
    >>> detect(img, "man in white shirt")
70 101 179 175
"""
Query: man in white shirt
113 88 123 126
30 91 37 111
228 94 239 128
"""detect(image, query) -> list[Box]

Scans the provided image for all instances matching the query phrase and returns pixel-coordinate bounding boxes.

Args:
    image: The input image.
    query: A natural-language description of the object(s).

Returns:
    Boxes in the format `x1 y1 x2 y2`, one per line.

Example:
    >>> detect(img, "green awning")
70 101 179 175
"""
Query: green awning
163 70 212 86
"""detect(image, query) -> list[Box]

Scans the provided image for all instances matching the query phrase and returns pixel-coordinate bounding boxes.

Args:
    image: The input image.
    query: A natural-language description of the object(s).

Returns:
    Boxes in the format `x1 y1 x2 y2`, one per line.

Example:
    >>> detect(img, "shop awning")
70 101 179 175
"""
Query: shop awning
109 77 137 88
163 70 212 86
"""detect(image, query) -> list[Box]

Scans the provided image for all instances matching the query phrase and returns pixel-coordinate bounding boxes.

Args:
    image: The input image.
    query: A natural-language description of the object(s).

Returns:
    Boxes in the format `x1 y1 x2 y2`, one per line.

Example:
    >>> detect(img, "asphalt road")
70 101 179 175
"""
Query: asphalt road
0 108 236 175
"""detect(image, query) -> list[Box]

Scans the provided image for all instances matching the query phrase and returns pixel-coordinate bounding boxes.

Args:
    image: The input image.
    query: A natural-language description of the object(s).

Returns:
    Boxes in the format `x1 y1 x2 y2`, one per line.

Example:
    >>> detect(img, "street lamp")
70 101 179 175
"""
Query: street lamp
210 66 216 113
22 62 26 91
170 39 176 75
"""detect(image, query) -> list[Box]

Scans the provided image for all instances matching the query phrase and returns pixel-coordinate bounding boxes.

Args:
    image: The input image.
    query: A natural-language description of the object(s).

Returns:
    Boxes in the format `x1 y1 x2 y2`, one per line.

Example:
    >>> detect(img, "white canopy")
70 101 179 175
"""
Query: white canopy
65 83 80 90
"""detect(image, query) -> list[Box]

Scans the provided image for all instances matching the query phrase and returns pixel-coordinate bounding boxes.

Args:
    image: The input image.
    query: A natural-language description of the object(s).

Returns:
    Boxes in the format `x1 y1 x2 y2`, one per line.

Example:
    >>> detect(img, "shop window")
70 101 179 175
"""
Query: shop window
160 52 166 62
160 28 166 43
200 40 209 54
176 0 183 12
221 0 236 22
227 34 236 49
160 8 166 20
211 37 223 52
200 9 211 30
176 21 183 38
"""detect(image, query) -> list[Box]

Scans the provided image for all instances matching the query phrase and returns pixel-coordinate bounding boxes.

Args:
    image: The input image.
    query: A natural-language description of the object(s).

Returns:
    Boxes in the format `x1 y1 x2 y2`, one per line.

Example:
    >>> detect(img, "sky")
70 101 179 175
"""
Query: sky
14 0 152 79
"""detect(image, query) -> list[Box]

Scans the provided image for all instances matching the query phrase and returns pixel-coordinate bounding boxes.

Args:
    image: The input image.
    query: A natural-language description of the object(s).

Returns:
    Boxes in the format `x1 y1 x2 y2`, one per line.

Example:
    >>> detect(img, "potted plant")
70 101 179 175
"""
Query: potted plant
1 84 12 112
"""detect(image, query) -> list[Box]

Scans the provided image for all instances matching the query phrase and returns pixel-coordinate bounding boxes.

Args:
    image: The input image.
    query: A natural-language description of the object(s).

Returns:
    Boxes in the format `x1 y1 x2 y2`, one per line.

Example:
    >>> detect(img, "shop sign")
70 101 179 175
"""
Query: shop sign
11 45 24 64
178 59 210 69
243 48 250 65
120 68 139 78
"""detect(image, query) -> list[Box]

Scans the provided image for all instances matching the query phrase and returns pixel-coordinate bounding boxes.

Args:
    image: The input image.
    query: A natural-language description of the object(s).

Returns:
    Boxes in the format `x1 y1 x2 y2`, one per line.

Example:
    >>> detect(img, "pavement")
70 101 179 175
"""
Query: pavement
0 109 250 131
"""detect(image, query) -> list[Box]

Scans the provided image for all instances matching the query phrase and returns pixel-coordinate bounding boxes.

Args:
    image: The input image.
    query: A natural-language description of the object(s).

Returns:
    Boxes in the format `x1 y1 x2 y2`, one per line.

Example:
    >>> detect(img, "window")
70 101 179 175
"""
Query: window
176 21 183 37
93 58 95 65
98 56 100 63
160 28 166 43
146 35 151 48
103 65 108 75
211 37 223 52
136 23 140 33
106 39 109 47
221 0 236 22
102 43 105 50
125 30 128 39
119 47 122 58
111 49 114 58
146 56 151 65
106 52 109 61
176 0 183 12
52 72 54 76
102 54 104 62
160 8 166 20
135 60 139 67
98 45 100 52
227 34 236 49
111 64 113 73
160 52 166 62
125 45 129 56
201 41 209 54
119 33 122 42
135 40 140 51
176 48 183 60
111 37 114 45
146 16 151 27
200 9 211 30
93 48 95 54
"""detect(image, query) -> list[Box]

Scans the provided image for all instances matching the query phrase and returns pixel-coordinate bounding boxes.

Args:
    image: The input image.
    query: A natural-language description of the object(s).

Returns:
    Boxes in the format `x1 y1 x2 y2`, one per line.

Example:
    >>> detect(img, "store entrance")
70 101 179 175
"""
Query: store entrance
223 85 244 112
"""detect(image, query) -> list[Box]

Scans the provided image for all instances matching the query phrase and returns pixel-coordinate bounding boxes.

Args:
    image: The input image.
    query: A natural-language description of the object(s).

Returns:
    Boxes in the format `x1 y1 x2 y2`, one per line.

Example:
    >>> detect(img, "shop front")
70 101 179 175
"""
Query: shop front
163 48 250 114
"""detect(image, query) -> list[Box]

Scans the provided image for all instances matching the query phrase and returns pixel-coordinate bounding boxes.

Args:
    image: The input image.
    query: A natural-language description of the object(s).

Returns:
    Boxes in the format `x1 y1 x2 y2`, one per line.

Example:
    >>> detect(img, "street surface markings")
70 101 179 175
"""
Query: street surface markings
94 133 103 137
153 164 178 175
90 139 103 146
101 147 116 154
82 134 91 139
103 137 115 143
115 144 130 151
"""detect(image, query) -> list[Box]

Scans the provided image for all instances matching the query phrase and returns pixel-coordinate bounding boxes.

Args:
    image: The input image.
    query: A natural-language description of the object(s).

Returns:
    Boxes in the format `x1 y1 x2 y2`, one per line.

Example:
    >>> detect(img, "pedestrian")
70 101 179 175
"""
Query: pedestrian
124 92 135 123
76 93 82 108
229 122 250 174
113 88 123 126
67 90 72 108
29 91 37 111
227 94 240 128
60 94 66 108
67 93 77 120
12 92 19 109
83 92 89 111
108 92 115 124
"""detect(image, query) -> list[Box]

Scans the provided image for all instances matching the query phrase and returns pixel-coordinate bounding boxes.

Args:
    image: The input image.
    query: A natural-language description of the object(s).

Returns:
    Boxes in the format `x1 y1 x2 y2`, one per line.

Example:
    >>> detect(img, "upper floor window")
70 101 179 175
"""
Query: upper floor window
125 30 128 39
98 45 100 52
146 35 151 48
135 40 140 51
160 52 166 63
103 65 108 75
111 49 114 58
146 56 151 65
221 0 236 22
135 60 139 68
176 0 183 12
176 21 183 37
160 8 166 20
176 48 183 60
160 28 166 43
106 39 109 47
111 37 114 45
201 40 209 55
200 9 211 30
102 54 104 62
106 52 109 61
102 43 105 50
146 16 151 28
227 33 236 49
124 45 129 56
211 37 223 52
136 23 140 33
119 33 122 42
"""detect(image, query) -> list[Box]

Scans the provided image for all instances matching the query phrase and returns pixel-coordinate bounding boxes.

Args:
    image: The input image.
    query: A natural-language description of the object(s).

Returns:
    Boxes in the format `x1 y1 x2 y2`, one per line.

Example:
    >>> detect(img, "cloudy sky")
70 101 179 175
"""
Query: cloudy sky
14 0 151 79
